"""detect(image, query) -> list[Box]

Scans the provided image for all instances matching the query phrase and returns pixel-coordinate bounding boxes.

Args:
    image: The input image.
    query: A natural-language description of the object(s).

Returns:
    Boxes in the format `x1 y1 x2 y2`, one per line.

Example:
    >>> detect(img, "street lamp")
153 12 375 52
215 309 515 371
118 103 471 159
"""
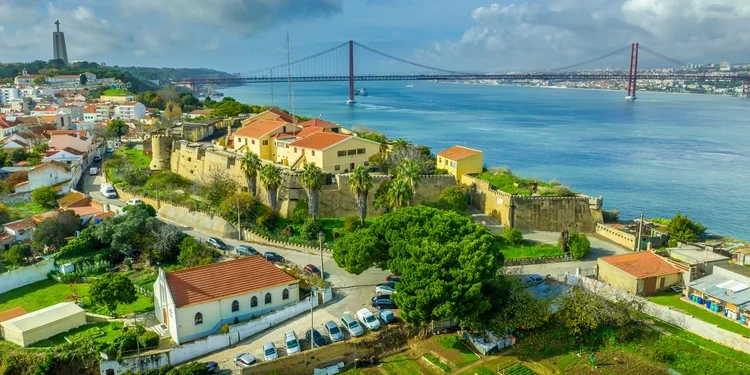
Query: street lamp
317 231 325 280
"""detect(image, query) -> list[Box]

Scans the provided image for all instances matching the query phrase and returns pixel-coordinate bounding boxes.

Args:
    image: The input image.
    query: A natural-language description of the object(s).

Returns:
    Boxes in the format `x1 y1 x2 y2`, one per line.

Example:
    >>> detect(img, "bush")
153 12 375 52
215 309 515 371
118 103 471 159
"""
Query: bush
342 215 363 234
220 324 230 334
139 330 160 348
300 219 324 241
553 186 575 197
57 230 97 259
437 186 467 212
218 192 256 224
568 231 591 260
291 199 309 224
667 212 707 246
503 227 524 246
256 212 277 230
602 209 620 223
31 186 58 208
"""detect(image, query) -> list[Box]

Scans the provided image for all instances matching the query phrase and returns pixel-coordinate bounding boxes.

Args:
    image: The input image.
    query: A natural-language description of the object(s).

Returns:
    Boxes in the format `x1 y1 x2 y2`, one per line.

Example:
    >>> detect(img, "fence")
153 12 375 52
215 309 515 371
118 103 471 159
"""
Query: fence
504 254 574 266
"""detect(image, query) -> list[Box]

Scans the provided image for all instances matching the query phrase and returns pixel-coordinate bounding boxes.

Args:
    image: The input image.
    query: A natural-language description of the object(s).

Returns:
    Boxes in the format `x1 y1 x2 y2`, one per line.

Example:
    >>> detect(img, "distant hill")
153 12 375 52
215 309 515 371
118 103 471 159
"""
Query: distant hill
113 66 233 82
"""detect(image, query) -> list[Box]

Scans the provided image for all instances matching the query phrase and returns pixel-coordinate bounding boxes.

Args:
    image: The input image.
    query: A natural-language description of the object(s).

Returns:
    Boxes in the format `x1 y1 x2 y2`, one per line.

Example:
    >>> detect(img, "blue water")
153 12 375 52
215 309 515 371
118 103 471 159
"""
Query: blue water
224 82 750 240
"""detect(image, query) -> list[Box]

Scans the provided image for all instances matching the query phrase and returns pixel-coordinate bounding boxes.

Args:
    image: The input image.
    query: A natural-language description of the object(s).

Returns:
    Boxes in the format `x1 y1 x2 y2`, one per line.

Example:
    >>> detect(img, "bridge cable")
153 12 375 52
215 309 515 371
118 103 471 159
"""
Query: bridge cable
238 41 350 76
547 46 631 72
353 42 477 75
638 46 687 68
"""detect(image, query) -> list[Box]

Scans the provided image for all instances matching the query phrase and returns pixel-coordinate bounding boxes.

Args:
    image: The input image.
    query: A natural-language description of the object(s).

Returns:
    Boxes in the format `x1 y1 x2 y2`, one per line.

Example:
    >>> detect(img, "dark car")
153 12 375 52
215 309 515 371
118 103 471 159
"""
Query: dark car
386 274 401 282
205 361 220 373
236 245 259 256
305 328 327 348
206 237 227 250
264 252 284 263
303 264 321 277
93 155 102 162
377 281 396 289
371 296 398 309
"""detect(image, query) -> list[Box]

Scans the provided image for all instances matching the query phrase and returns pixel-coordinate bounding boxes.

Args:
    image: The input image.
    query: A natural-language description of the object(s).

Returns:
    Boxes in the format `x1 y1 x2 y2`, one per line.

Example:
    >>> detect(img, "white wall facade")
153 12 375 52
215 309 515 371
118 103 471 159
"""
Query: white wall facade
0 259 55 294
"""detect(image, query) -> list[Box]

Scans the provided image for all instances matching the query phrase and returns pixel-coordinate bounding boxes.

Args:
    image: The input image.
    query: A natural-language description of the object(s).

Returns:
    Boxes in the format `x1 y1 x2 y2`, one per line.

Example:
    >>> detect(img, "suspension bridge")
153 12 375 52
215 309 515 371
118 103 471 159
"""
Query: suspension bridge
164 41 750 102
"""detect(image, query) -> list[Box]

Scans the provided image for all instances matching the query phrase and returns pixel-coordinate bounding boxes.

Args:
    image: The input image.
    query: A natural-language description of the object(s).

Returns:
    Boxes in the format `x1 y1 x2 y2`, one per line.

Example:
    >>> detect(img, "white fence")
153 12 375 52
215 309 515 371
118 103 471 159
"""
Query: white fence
0 259 55 294
566 274 750 354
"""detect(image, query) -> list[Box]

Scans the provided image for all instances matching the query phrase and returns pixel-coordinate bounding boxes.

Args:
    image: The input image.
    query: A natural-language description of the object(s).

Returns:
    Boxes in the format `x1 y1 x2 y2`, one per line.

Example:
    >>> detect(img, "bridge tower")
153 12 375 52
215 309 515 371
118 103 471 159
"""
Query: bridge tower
626 42 639 100
347 40 355 105
743 81 748 98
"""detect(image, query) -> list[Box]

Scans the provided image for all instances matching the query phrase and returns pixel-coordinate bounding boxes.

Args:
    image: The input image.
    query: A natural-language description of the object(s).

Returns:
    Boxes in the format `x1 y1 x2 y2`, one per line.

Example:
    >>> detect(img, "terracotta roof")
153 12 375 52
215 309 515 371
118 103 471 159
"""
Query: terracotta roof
69 203 103 217
4 218 36 232
0 307 26 323
93 211 116 220
57 192 87 208
296 127 326 138
0 232 12 242
83 105 96 114
31 160 72 172
233 120 291 139
437 146 482 161
165 256 298 308
189 109 213 115
600 251 681 279
289 132 351 150
266 108 296 123
271 132 298 140
298 119 338 129
46 130 89 138
53 75 80 79
120 101 139 106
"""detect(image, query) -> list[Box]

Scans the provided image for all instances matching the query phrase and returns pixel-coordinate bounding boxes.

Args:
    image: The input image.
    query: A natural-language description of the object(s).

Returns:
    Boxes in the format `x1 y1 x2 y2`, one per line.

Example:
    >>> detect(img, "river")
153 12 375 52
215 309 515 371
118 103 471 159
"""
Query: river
223 81 750 240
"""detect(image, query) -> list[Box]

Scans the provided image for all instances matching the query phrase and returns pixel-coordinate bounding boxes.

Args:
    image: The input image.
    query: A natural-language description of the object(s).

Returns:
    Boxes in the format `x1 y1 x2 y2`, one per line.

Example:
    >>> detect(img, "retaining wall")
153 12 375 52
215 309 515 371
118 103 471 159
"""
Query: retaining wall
0 259 55 294
596 223 636 250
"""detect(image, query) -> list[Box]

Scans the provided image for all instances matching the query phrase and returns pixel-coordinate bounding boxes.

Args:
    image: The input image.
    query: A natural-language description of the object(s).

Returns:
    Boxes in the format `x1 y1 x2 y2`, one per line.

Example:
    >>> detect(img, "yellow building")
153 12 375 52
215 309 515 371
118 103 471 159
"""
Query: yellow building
288 132 381 173
597 251 682 296
240 108 296 127
99 95 134 103
232 120 300 160
436 145 483 183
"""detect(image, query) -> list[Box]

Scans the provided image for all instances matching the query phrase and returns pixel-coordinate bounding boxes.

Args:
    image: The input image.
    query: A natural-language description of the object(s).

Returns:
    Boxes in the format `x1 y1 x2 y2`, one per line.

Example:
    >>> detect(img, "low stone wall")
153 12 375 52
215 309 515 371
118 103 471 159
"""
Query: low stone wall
0 191 32 205
596 223 636 250
159 205 239 239
504 254 574 266
242 229 331 255
0 259 55 294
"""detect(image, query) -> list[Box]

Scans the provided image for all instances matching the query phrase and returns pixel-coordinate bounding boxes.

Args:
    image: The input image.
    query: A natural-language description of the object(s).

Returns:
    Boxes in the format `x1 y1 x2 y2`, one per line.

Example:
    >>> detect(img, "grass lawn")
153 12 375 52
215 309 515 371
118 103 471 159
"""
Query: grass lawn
502 364 537 375
0 279 154 318
424 353 451 372
434 336 479 366
117 148 152 169
499 241 563 260
30 321 123 347
8 202 50 220
648 292 750 336
379 353 436 375
103 88 129 96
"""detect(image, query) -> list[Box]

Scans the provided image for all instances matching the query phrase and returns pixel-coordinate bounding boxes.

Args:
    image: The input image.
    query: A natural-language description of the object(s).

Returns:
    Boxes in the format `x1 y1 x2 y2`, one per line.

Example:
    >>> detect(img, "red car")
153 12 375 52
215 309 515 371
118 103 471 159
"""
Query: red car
385 274 401 282
304 264 322 277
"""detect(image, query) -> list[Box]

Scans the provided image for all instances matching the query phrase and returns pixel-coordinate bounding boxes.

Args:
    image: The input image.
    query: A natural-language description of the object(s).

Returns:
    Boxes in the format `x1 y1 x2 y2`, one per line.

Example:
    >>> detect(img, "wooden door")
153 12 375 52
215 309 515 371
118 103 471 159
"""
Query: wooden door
163 308 168 327
659 277 666 290
643 277 657 295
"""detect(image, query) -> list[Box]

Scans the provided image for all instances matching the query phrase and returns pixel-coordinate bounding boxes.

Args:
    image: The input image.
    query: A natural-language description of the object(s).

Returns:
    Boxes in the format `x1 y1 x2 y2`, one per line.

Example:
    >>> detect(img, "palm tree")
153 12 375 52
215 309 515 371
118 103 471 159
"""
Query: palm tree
300 163 325 220
387 178 412 211
392 138 411 151
240 152 262 196
348 165 373 226
395 159 421 205
260 164 282 213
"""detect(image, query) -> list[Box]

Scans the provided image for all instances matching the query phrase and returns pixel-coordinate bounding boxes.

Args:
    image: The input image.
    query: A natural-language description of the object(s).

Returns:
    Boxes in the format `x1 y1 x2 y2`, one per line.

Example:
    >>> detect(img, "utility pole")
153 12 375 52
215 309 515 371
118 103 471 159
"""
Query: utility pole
237 196 242 241
636 213 644 252
310 290 315 346
318 231 325 280
134 315 141 372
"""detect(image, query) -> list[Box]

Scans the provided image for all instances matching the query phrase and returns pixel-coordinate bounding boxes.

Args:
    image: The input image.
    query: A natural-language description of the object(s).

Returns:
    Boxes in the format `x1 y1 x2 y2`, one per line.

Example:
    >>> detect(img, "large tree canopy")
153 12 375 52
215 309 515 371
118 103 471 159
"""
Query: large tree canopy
333 205 503 326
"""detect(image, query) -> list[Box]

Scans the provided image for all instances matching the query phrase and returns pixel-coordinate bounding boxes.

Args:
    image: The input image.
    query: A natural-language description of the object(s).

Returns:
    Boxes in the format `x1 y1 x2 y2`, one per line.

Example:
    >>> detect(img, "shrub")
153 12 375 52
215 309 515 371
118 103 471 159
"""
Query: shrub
31 186 58 208
220 324 230 334
667 212 707 246
437 186 467 212
218 192 256 224
568 231 591 260
58 230 97 259
342 215 363 234
503 227 524 246
549 179 560 186
291 199 309 224
553 186 576 196
602 209 620 223
256 212 277 230
139 330 160 348
300 219 324 241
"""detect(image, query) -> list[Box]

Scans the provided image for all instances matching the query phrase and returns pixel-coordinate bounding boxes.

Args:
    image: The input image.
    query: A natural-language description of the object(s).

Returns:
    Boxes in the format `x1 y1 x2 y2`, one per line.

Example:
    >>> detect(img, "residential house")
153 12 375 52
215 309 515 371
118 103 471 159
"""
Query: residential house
56 105 83 120
686 265 750 325
9 98 29 114
42 148 85 165
297 118 340 133
0 117 21 137
99 95 133 103
0 87 20 105
139 114 158 126
0 302 86 347
114 102 146 120
240 108 296 127
0 166 31 179
47 75 81 84
187 109 213 119
597 251 682 296
288 132 381 173
666 245 730 283
232 120 299 159
46 130 94 163
57 194 104 225
153 256 299 344
14 161 74 193
2 218 36 243
14 75 37 85
30 106 58 117
179 118 223 142
437 145 484 183
82 105 97 121
0 138 30 151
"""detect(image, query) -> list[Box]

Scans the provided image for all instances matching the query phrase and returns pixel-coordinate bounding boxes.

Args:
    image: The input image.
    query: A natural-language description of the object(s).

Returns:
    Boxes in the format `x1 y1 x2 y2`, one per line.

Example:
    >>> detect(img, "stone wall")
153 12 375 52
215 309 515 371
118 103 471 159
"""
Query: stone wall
596 223 636 250
462 174 603 232
0 259 55 294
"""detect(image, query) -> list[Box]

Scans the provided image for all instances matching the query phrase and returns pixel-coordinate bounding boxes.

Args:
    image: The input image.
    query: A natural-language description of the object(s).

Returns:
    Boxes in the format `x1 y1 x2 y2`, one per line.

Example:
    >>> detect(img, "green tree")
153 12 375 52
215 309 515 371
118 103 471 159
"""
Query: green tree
333 206 503 326
200 167 238 204
79 73 87 85
91 204 157 252
164 101 182 122
260 164 282 213
556 287 643 337
291 199 309 225
373 179 392 213
10 148 27 164
218 192 256 225
387 178 412 211
300 219 324 241
435 186 467 212
300 163 324 220
2 244 31 267
0 203 13 224
25 150 42 165
107 119 128 142
469 274 551 333
239 152 262 196
348 165 372 226
33 75 46 85
567 231 591 260
177 237 218 267
89 273 137 316
0 149 8 167
667 212 707 246
395 159 421 205
31 186 58 208
502 227 524 246
31 210 80 252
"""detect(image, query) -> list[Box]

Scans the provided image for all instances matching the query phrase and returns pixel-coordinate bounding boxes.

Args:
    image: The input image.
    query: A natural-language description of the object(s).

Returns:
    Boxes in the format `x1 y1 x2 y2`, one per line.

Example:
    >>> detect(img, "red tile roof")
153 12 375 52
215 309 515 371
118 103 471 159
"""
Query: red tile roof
31 160 72 172
298 119 338 129
0 307 26 323
233 120 291 139
289 132 351 150
600 251 681 279
165 256 298 308
4 218 36 232
295 127 326 138
437 146 482 161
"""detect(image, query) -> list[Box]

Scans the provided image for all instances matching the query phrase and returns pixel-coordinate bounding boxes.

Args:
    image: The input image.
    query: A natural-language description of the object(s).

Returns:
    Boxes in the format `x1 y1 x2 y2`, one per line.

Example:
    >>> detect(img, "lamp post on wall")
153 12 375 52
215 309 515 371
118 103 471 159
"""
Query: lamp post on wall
317 231 325 280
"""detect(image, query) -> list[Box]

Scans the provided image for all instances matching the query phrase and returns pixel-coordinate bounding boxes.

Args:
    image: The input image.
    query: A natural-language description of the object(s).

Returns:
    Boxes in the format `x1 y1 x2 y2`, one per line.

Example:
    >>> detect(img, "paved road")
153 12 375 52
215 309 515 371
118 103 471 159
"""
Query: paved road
82 158 124 208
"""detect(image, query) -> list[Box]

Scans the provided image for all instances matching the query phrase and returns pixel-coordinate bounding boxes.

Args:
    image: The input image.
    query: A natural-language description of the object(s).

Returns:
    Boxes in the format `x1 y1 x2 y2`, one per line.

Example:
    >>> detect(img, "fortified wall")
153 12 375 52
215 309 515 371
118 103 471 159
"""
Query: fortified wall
162 140 455 218
462 174 603 232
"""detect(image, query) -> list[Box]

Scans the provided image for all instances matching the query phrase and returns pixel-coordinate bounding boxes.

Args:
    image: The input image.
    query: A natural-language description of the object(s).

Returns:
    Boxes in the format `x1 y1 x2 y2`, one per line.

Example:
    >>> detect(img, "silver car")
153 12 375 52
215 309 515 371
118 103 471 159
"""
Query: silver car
324 320 344 342
285 331 301 354
340 314 364 337
233 353 257 368
262 342 277 361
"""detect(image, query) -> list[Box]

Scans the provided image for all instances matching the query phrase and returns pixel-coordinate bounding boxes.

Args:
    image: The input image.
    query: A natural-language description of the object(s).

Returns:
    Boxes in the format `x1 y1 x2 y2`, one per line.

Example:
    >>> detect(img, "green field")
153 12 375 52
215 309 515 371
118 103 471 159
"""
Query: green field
102 88 129 96
30 321 124 347
648 292 750 336
117 148 152 169
7 202 50 221
424 353 451 372
499 241 563 260
435 336 479 366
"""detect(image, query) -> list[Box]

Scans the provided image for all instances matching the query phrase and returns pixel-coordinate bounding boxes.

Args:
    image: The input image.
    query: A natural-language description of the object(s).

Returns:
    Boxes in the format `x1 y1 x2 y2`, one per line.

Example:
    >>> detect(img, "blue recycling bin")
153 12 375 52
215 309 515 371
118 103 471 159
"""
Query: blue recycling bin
706 301 712 308
741 316 747 324
698 297 704 304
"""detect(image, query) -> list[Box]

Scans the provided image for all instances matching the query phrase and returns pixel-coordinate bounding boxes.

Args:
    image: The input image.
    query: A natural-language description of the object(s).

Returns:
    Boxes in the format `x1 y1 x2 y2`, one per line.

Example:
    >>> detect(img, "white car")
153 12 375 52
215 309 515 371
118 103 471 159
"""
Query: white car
375 285 396 296
100 183 117 199
233 353 257 368
357 308 381 331
262 342 277 361
126 198 143 205
89 167 98 176
284 331 301 354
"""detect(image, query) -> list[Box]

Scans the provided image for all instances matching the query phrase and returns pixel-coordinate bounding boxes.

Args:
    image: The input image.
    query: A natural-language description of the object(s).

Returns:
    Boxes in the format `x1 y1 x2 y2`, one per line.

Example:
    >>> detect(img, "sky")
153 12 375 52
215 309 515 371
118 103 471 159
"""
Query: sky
1 0 749 73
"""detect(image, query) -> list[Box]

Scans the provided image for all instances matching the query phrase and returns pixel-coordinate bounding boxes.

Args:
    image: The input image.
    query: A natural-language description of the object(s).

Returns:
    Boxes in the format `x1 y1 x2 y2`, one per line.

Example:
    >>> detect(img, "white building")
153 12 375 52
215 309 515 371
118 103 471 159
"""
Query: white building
114 102 146 120
719 62 731 72
153 256 300 344
0 302 86 347
0 117 20 137
15 161 74 193
47 75 80 84
0 87 20 105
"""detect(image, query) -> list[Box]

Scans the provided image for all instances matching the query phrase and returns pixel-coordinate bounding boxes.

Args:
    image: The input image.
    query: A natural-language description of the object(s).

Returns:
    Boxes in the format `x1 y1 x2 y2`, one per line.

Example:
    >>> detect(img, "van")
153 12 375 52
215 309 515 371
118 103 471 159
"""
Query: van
100 183 117 199
89 167 98 176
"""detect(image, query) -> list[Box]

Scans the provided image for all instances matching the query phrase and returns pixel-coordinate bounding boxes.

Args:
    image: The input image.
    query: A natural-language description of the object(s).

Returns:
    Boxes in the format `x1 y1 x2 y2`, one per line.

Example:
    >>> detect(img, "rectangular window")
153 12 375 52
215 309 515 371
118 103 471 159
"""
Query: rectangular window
312 150 315 156
357 148 366 154
347 149 356 156
450 161 456 168
337 150 346 157
263 140 268 145
251 139 255 145
334 165 340 171
294 147 297 153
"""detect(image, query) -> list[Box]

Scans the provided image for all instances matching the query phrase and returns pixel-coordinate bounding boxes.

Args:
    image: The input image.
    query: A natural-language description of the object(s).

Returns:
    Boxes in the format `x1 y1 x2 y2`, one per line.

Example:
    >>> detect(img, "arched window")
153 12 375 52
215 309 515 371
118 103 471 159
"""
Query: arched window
231 300 239 312
282 289 289 300
194 312 203 325
251 296 258 308
265 292 272 304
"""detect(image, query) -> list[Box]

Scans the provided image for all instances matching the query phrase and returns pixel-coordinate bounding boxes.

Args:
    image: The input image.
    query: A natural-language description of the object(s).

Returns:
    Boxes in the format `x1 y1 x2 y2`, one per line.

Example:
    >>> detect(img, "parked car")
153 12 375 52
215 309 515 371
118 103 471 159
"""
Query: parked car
377 281 396 289
357 308 381 330
379 309 395 324
340 314 364 337
303 264 321 277
236 245 258 256
285 331 301 354
371 296 398 309
324 320 344 342
93 155 102 162
264 252 284 263
525 274 544 286
233 354 256 368
305 328 327 348
205 361 220 373
126 198 143 206
206 237 227 250
375 285 396 296
89 167 98 175
100 183 117 199
386 274 401 282
262 342 278 361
